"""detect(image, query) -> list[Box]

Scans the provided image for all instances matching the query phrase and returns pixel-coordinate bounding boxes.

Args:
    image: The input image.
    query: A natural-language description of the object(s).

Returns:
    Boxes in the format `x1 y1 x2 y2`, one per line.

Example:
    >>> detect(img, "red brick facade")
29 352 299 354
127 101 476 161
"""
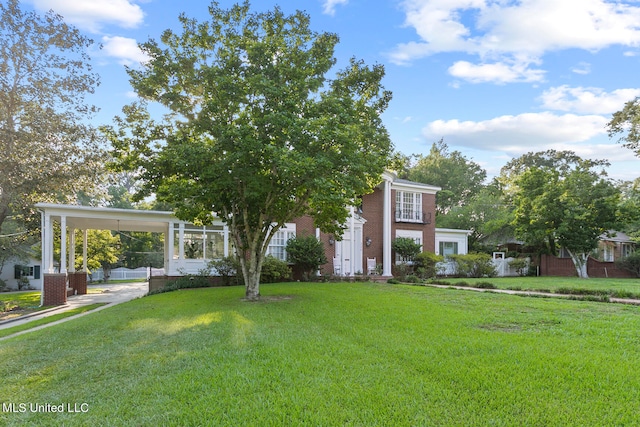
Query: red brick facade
292 177 438 277
43 273 68 306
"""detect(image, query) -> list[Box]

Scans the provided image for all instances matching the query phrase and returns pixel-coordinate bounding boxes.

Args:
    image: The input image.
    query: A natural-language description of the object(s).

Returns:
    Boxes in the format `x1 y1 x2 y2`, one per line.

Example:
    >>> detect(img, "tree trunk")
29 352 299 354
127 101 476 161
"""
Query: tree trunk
567 249 589 279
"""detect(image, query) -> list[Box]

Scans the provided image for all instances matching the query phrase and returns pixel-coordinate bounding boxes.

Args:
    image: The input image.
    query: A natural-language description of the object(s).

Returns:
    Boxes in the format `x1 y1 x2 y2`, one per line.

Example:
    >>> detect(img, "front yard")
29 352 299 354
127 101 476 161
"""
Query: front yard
1 281 640 425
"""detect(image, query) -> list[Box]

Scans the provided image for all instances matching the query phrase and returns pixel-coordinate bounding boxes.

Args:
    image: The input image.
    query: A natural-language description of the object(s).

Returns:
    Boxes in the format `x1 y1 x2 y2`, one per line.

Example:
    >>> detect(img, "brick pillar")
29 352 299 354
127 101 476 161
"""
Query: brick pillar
68 272 88 295
43 273 68 306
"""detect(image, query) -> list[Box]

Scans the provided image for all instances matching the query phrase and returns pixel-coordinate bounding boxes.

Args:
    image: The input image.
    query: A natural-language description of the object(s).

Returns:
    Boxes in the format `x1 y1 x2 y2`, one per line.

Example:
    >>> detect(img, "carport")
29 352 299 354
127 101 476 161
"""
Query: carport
35 203 231 306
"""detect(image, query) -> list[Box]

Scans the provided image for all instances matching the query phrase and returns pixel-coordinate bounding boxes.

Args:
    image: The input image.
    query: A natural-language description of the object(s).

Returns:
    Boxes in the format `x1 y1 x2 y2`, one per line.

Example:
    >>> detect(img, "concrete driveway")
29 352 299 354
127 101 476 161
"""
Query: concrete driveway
0 281 149 338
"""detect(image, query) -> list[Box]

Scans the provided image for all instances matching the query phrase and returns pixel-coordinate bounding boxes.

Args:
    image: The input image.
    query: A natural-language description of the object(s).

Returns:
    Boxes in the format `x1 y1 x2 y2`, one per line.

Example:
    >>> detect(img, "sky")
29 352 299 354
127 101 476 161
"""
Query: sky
23 0 640 182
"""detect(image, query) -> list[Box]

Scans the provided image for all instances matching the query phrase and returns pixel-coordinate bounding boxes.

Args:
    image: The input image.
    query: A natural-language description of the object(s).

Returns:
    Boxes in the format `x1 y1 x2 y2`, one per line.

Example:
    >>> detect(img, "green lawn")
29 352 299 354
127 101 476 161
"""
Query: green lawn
435 276 640 296
0 291 41 308
2 282 640 426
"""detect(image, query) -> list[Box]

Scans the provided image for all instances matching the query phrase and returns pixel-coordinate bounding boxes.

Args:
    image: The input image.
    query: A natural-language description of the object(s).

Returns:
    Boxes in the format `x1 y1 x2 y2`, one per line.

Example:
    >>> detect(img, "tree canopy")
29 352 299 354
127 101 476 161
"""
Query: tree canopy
106 1 393 299
607 97 640 157
408 139 486 216
509 151 620 278
0 0 104 255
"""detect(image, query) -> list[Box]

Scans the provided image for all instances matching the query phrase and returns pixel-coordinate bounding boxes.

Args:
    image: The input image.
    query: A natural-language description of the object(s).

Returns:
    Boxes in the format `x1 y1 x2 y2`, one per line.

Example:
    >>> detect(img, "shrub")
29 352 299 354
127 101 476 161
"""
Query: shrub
209 256 242 286
414 251 443 279
450 253 496 278
0 278 7 292
616 252 640 277
392 237 422 263
404 275 421 284
508 258 530 276
260 256 291 283
476 281 497 289
286 234 327 281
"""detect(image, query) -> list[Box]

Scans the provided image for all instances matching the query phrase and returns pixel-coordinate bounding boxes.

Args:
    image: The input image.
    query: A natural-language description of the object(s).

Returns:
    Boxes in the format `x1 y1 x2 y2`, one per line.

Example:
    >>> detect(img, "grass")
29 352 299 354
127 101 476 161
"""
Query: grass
434 276 640 297
0 291 41 308
1 282 640 425
0 303 107 339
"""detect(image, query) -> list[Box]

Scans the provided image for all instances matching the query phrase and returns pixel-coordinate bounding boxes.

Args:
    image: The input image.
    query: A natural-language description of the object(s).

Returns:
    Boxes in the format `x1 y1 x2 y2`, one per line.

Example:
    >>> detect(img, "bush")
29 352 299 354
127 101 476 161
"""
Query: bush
616 252 640 277
260 255 291 283
286 234 327 281
414 251 444 279
392 237 422 263
449 253 496 278
508 258 530 276
209 256 242 286
0 278 7 292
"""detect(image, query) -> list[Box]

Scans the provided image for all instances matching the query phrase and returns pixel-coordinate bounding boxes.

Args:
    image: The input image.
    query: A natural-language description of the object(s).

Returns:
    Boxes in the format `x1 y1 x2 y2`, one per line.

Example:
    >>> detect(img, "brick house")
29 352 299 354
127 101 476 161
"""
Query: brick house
284 171 441 277
36 171 469 303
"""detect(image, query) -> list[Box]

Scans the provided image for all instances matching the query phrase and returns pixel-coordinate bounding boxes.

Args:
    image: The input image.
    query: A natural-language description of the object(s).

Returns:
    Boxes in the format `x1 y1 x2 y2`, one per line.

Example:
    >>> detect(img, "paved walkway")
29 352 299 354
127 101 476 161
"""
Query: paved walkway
0 282 148 339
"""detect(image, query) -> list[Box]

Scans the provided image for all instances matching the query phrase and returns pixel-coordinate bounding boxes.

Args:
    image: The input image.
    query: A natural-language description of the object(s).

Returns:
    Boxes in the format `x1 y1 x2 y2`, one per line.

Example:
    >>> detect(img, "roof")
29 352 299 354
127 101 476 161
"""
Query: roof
600 231 635 243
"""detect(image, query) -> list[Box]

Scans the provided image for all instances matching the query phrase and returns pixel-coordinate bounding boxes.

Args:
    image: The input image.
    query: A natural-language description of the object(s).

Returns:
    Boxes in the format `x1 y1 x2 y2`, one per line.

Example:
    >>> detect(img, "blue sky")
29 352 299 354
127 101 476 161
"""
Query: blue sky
25 0 640 181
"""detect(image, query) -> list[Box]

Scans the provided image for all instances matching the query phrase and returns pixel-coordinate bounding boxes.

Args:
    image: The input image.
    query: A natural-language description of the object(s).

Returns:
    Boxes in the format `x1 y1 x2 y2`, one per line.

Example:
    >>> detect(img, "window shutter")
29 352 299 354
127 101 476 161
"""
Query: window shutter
34 265 41 280
14 265 21 279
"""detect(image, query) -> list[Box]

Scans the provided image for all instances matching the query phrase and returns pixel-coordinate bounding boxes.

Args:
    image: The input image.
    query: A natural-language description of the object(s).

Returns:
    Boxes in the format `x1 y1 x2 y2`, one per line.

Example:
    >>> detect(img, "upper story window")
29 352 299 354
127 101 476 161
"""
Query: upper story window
395 191 423 223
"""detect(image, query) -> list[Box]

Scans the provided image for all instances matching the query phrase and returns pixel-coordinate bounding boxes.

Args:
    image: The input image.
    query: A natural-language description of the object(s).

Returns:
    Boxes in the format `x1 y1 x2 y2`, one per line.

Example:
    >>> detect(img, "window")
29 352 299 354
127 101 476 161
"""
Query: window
395 191 423 222
395 230 423 264
439 241 458 257
267 224 296 261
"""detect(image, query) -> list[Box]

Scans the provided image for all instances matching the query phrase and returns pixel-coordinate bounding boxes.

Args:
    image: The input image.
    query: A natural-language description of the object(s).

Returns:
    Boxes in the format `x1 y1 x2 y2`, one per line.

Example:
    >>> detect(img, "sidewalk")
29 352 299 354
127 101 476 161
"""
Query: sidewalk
0 282 148 338
427 283 640 305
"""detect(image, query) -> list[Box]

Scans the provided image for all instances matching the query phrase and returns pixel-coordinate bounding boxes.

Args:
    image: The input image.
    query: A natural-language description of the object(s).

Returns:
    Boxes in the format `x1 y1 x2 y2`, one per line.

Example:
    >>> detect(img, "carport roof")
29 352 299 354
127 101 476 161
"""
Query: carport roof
35 203 176 233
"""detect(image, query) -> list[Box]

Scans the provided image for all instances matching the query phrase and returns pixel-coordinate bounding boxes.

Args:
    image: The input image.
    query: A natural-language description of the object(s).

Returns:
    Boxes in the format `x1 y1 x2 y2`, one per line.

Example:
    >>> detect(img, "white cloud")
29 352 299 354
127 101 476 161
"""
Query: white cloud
322 0 348 16
448 60 545 84
571 62 591 75
391 0 640 82
29 0 144 32
540 86 640 114
423 112 608 152
102 36 149 66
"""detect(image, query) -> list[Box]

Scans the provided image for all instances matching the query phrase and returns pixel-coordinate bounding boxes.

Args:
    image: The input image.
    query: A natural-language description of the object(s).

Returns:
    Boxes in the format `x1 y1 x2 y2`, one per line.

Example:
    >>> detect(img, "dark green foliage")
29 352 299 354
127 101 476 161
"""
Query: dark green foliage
615 252 640 277
508 258 530 276
209 256 242 286
386 278 400 284
392 237 422 262
260 256 291 284
450 253 496 278
414 251 444 279
286 235 328 281
404 275 421 284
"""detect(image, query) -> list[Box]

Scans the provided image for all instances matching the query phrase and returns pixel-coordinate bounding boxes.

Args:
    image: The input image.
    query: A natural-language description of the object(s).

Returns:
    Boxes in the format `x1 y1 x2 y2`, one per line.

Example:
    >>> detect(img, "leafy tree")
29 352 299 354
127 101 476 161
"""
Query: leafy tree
437 184 514 252
510 151 620 278
286 234 327 280
105 2 392 300
607 97 640 156
616 178 640 242
408 139 486 216
0 0 104 242
74 230 121 282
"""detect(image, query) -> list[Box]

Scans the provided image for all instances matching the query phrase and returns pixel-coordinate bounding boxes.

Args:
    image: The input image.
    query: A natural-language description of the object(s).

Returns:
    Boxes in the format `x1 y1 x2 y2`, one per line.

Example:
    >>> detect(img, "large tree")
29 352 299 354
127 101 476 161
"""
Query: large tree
0 0 103 242
408 139 486 216
510 151 620 278
106 2 392 300
608 97 640 156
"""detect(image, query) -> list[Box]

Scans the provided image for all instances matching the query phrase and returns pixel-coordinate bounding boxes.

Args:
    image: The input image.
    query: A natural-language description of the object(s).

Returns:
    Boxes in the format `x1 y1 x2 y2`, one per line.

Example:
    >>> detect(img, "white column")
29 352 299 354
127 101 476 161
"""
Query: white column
68 228 76 273
223 224 229 257
60 216 67 274
82 229 88 272
383 178 392 276
167 222 175 274
349 206 355 277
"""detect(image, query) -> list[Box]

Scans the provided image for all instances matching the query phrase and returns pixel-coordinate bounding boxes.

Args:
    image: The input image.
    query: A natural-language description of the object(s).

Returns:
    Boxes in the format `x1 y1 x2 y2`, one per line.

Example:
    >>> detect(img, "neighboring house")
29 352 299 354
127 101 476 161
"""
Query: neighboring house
0 257 43 291
592 231 635 262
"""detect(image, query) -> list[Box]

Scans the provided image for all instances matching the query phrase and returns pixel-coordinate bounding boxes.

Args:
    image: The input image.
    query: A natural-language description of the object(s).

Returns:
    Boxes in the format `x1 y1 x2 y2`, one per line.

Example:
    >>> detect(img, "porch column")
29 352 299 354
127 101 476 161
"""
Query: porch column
43 212 54 273
60 215 67 274
223 225 230 257
382 177 392 276
349 206 355 277
82 229 88 272
68 228 76 273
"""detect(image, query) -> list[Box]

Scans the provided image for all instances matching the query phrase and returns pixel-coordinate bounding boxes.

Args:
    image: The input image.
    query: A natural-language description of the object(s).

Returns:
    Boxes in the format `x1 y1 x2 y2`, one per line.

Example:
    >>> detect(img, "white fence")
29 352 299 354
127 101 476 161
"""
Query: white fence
437 257 529 277
90 267 165 282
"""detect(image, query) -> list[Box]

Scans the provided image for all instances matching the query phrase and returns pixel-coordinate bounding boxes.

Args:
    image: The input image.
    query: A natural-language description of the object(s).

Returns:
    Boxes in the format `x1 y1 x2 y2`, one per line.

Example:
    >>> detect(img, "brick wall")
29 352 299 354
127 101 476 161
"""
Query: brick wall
540 255 635 278
68 272 87 295
43 273 67 306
